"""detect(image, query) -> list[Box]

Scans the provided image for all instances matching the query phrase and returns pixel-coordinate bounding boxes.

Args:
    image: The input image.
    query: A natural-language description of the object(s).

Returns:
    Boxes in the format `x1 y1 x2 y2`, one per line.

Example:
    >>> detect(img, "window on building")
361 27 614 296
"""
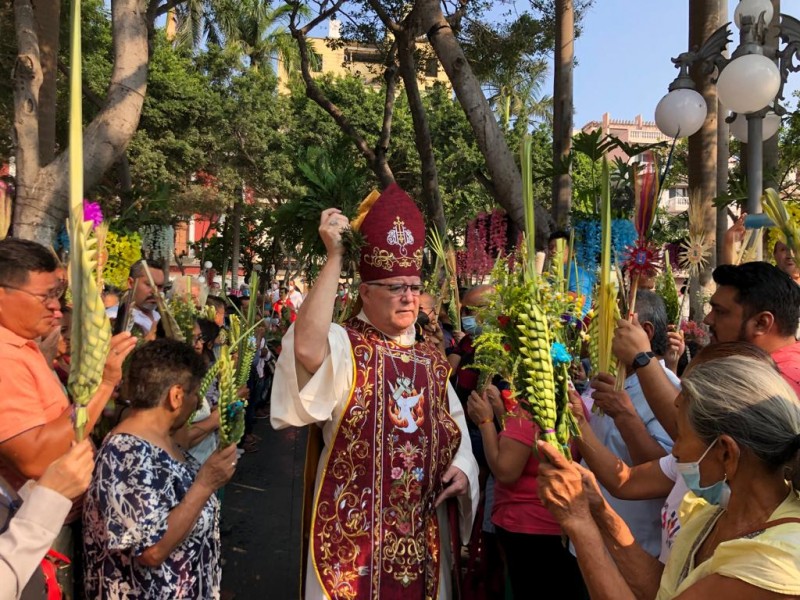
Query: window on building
349 50 382 65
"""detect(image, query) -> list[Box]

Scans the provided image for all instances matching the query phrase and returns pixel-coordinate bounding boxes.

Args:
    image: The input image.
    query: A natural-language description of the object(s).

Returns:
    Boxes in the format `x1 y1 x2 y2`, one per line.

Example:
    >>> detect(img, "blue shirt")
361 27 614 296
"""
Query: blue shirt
586 360 679 558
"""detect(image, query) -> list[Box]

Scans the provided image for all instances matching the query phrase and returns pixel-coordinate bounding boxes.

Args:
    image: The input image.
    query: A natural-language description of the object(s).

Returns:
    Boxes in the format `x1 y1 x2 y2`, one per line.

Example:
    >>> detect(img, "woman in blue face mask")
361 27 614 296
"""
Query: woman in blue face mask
536 354 800 599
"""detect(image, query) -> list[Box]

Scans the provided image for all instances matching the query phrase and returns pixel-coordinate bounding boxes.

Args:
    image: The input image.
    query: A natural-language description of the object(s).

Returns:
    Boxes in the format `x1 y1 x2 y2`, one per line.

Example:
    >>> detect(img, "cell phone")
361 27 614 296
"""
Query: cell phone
744 213 775 230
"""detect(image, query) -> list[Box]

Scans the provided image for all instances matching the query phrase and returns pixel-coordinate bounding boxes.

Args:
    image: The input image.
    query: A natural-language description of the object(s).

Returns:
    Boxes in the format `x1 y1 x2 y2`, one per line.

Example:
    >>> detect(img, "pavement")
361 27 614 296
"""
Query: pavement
220 417 307 599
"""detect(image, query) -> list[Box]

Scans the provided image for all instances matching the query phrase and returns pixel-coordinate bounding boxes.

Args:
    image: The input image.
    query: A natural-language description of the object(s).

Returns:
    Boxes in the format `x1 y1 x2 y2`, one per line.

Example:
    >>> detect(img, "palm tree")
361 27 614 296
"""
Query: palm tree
485 59 552 132
174 0 310 76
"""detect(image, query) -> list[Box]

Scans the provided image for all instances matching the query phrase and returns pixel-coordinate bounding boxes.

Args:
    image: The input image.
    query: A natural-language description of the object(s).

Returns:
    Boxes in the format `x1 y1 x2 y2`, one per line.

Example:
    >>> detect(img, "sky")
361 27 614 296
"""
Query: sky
532 0 799 127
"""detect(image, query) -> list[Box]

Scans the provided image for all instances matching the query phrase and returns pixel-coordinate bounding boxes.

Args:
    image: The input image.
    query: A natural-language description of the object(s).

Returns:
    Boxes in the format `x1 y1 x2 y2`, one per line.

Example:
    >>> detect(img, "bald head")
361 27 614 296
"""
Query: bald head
462 285 494 309
418 293 437 318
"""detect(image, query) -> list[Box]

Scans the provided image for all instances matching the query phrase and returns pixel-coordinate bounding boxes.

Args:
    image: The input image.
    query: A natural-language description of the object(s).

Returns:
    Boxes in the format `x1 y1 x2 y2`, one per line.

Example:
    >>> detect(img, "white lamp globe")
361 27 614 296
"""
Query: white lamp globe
655 88 708 138
728 111 781 142
717 54 781 114
204 260 213 269
733 0 774 28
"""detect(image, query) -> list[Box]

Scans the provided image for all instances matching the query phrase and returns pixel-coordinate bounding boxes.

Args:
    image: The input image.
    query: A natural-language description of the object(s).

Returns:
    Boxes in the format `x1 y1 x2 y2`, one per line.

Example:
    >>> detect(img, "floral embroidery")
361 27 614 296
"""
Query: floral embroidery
83 434 220 599
312 319 460 599
363 247 423 271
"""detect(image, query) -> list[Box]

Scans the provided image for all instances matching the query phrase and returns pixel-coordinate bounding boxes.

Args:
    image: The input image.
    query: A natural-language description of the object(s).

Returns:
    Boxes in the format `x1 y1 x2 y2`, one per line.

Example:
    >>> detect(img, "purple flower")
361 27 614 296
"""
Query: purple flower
83 199 103 229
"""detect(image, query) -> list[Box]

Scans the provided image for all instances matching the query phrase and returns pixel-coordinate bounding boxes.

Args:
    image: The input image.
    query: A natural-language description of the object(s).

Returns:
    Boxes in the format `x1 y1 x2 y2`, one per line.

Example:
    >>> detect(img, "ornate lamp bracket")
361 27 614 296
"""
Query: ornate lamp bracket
774 13 800 116
667 23 732 92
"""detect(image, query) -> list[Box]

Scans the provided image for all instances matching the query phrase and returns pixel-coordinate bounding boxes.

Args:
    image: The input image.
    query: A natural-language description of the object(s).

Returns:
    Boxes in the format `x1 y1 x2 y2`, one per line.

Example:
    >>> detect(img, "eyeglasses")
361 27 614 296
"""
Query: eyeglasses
366 283 423 296
420 307 437 319
0 283 67 305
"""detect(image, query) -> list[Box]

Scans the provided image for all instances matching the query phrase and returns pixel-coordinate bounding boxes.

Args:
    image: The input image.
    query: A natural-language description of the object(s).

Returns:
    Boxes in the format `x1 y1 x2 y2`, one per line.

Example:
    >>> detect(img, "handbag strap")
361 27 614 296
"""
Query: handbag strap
736 517 800 539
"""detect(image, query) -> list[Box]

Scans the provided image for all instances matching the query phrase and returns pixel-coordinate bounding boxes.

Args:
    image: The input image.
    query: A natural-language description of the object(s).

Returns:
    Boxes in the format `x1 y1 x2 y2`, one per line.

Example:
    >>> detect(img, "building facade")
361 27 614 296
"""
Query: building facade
580 112 689 216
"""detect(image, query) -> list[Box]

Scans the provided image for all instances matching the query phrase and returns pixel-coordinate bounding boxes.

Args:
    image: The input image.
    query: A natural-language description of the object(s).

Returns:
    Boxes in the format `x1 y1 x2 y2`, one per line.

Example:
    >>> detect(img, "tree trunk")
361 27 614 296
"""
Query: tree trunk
13 0 149 244
687 0 718 318
715 0 729 261
551 0 574 227
33 0 59 165
421 0 548 245
396 31 447 236
290 2 396 190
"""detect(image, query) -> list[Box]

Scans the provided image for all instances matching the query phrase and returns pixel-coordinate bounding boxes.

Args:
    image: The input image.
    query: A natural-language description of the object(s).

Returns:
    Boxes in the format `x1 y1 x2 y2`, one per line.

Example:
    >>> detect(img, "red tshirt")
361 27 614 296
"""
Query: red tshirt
491 417 562 536
772 341 800 397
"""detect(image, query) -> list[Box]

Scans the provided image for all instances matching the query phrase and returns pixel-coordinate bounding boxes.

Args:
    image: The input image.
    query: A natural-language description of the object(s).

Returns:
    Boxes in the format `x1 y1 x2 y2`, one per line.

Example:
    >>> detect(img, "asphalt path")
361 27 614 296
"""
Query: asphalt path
220 418 306 599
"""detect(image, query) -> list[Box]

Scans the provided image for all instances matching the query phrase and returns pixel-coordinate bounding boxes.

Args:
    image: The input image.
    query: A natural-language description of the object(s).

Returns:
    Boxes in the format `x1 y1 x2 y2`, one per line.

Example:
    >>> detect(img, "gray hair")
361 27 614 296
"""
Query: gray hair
681 355 800 488
635 290 668 356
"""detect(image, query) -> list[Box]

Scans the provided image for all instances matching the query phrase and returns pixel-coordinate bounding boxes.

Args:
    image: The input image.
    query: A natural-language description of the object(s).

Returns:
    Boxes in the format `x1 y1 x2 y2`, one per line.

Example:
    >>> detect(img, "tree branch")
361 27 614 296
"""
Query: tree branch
154 0 184 18
13 0 150 243
289 3 394 188
374 42 399 175
397 30 446 235
364 0 402 35
12 0 42 188
57 58 135 204
293 0 347 36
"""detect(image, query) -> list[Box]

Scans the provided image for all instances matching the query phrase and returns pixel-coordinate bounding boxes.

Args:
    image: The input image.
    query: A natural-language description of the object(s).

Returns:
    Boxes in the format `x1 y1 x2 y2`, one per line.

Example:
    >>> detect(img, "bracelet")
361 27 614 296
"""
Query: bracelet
477 417 493 426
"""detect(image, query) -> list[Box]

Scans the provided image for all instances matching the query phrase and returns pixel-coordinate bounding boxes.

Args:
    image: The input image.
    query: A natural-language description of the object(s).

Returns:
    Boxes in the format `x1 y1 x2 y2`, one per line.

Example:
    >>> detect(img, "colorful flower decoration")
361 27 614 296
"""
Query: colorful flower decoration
680 191 712 278
622 154 662 281
83 200 103 230
550 342 572 366
623 239 662 279
679 236 712 277
573 218 637 275
501 388 519 413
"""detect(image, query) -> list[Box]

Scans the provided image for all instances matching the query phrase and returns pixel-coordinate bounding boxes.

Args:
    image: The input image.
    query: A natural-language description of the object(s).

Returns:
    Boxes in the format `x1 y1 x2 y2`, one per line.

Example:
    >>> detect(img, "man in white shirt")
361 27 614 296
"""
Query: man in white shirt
112 259 164 338
287 280 304 309
580 290 678 558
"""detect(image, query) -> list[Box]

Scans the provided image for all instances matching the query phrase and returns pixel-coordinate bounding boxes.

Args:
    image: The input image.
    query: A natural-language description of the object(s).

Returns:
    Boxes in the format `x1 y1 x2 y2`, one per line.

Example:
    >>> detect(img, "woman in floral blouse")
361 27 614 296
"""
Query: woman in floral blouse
83 339 237 599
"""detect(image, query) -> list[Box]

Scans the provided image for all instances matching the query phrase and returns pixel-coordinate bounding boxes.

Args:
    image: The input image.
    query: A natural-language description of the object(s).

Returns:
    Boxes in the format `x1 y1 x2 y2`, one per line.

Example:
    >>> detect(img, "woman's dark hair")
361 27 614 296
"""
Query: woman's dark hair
121 339 205 409
195 318 220 364
712 262 800 337
0 238 59 286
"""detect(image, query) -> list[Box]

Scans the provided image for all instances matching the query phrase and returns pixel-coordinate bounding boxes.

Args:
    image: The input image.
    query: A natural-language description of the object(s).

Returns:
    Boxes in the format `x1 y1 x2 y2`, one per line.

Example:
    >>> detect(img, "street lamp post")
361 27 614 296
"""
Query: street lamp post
655 1 800 227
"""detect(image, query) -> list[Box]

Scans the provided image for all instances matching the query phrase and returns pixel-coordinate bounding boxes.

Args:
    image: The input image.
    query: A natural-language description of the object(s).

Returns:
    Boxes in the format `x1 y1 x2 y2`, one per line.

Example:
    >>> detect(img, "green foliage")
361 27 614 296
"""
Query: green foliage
102 230 142 290
656 258 681 326
565 129 668 219
271 145 368 277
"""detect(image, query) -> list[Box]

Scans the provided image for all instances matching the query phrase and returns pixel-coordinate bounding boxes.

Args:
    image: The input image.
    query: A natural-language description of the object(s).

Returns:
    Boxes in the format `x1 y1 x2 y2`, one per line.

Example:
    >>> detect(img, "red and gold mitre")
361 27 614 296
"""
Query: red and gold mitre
352 183 424 282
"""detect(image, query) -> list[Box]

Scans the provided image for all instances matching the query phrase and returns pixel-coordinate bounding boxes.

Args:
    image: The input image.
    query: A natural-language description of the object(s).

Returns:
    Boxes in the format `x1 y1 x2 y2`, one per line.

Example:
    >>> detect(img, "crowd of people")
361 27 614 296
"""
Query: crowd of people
0 239 292 599
1 184 799 600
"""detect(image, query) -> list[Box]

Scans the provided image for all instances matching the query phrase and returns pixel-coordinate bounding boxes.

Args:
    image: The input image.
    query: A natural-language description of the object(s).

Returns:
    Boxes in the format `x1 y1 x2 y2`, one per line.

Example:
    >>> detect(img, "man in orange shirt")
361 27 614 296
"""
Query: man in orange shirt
0 238 136 593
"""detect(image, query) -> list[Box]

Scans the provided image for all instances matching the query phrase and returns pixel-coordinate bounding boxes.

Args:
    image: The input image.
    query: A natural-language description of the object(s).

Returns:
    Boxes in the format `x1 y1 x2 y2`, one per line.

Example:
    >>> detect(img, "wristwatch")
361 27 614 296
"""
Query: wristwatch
632 351 656 371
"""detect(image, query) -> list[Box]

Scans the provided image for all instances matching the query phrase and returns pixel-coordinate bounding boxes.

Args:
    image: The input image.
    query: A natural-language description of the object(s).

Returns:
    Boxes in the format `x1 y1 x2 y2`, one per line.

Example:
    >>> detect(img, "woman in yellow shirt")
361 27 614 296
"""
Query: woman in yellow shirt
537 355 800 599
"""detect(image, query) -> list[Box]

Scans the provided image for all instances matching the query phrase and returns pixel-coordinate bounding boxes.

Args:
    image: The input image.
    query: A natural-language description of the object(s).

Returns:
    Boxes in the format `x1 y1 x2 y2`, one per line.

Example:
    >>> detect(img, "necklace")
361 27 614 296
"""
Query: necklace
695 493 787 566
381 331 419 392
